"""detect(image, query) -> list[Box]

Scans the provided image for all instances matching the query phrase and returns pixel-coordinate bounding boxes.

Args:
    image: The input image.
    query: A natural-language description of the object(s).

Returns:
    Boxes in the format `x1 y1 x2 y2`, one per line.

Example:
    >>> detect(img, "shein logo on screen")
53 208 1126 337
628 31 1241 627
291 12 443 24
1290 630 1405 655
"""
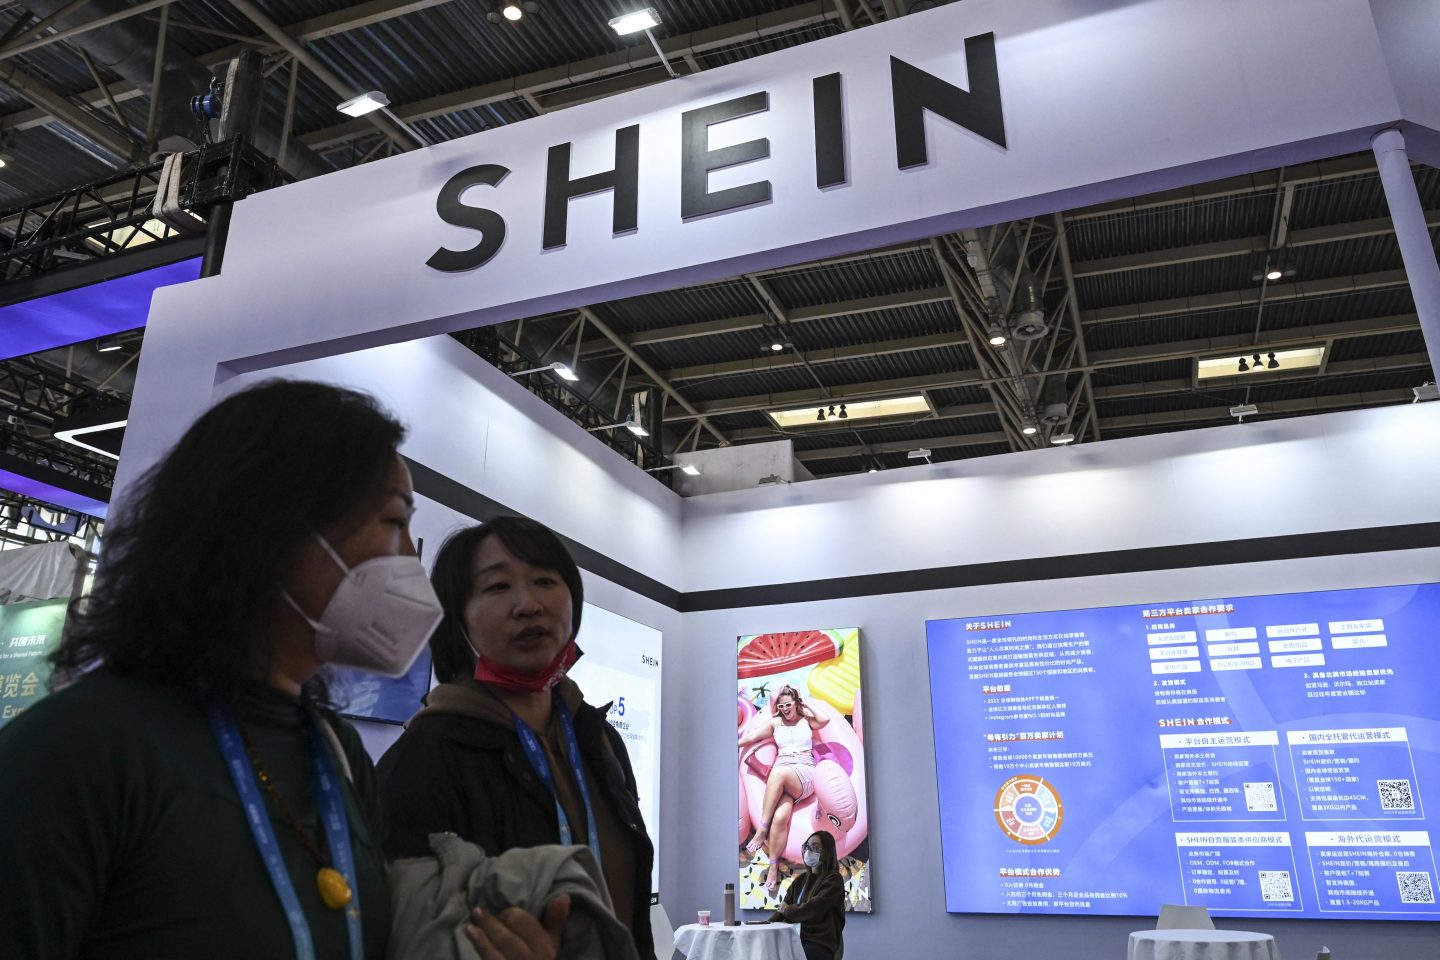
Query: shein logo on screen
966 620 1011 632
425 33 1006 273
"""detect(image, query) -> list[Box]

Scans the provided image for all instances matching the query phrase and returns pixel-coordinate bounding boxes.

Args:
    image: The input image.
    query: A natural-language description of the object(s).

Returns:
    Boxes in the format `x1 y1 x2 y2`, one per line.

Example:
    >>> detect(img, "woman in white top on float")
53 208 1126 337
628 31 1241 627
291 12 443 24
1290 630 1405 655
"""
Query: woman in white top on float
738 684 830 891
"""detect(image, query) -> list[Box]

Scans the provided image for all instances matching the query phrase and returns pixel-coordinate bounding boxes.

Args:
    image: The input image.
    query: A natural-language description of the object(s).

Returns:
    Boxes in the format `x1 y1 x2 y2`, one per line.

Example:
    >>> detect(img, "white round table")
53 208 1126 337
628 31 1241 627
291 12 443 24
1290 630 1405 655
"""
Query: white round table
1129 929 1280 960
673 921 806 960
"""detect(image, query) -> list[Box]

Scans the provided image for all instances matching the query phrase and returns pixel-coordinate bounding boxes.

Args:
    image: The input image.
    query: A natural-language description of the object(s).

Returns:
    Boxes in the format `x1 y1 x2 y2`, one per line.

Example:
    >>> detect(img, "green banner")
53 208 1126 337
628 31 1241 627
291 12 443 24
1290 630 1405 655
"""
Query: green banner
0 599 68 729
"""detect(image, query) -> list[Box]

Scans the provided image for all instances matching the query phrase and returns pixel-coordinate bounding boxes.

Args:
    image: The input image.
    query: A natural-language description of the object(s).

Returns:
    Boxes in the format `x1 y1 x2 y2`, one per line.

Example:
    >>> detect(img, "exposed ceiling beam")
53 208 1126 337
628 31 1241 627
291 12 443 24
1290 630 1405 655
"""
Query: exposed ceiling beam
1071 212 1440 278
0 59 136 160
578 285 951 357
0 0 177 63
196 0 457 68
796 429 1010 462
1102 388 1414 431
576 307 730 447
1081 270 1408 325
298 2 841 150
1068 153 1380 221
661 329 966 382
1088 313 1420 369
668 369 986 421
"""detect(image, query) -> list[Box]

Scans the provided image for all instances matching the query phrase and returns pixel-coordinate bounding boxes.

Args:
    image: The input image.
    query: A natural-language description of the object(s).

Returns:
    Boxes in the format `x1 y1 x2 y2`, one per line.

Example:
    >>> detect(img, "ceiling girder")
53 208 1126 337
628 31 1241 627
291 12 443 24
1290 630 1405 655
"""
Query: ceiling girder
796 429 1010 462
1104 387 1415 431
297 2 842 150
1093 352 1432 400
1082 270 1408 325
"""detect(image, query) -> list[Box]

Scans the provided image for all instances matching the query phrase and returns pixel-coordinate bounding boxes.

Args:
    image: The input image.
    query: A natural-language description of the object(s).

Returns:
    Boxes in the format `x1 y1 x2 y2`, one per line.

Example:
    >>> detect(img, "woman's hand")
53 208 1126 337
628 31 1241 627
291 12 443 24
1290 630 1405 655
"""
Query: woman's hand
464 894 569 960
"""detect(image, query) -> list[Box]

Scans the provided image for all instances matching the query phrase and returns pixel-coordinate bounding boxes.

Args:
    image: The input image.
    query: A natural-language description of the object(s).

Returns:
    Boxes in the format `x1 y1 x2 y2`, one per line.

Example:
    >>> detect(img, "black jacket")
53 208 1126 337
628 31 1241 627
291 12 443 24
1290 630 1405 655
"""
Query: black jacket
769 869 845 956
377 681 655 960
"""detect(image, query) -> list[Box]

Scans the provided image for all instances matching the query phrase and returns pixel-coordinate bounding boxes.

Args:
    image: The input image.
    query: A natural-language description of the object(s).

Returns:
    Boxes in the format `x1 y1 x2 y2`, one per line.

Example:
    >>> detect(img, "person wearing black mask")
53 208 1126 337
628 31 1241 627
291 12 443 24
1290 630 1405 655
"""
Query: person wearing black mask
378 517 656 960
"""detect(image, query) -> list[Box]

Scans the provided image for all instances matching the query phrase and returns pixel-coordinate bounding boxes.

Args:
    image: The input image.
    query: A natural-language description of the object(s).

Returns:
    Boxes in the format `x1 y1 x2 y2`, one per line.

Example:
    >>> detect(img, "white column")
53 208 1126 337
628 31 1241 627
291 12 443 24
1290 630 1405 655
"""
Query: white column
1371 127 1440 383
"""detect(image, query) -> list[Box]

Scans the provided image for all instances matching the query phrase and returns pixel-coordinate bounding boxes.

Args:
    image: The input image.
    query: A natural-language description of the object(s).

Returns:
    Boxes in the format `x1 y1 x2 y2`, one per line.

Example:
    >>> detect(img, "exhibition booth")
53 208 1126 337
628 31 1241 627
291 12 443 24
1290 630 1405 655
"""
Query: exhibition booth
113 1 1440 958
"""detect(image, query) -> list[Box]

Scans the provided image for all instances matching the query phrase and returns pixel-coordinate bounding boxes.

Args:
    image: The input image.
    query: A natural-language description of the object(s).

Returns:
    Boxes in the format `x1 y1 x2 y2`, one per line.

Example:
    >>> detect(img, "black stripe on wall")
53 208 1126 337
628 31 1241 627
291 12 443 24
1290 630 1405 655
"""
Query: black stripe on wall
404 457 682 609
406 458 1440 614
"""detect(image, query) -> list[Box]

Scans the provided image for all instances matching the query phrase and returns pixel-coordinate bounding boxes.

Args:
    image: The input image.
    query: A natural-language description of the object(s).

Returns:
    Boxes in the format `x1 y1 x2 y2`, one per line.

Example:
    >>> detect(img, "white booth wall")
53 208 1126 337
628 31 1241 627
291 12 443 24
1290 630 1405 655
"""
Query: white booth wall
669 403 1440 960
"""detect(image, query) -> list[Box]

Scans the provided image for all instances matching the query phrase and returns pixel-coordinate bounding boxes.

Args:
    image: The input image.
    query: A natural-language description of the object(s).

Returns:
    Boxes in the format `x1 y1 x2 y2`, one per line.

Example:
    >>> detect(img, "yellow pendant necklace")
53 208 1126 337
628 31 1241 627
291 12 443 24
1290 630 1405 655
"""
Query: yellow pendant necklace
240 732 353 910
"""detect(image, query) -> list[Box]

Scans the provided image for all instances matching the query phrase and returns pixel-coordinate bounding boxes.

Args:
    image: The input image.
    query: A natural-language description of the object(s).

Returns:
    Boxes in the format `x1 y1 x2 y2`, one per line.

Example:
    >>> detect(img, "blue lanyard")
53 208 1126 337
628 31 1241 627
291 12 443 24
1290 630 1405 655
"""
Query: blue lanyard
511 695 604 871
205 698 364 960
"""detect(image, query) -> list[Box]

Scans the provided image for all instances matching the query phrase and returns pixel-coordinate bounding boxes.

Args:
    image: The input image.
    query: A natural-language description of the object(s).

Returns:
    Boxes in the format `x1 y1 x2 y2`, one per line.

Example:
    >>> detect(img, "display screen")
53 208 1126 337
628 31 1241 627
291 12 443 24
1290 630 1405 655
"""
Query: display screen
926 582 1440 921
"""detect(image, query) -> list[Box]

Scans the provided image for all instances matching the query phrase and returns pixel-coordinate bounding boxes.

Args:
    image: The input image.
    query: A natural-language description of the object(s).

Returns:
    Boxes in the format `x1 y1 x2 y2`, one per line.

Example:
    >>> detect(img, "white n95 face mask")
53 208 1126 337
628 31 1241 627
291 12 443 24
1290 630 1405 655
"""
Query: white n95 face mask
284 534 443 677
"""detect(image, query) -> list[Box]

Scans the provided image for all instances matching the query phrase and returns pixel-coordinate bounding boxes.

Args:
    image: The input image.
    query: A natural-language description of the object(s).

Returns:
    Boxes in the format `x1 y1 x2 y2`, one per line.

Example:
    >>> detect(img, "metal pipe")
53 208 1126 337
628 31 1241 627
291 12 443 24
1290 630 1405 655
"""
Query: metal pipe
1372 127 1440 381
200 202 232 278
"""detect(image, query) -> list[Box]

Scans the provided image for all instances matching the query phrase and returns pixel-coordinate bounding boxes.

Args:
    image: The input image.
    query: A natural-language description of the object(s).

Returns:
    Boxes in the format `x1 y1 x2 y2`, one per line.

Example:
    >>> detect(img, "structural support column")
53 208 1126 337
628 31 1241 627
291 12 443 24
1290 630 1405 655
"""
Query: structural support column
1372 127 1440 381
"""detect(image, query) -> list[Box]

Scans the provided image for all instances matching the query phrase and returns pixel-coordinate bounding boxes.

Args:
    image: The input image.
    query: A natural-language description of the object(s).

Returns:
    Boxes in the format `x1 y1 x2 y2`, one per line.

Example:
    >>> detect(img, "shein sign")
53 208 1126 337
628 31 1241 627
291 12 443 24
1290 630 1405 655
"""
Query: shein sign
426 33 1006 273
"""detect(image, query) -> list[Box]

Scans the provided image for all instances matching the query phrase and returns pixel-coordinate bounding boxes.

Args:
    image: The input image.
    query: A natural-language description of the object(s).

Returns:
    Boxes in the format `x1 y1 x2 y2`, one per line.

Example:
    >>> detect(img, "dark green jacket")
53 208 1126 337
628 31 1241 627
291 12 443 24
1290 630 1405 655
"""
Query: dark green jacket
0 672 390 960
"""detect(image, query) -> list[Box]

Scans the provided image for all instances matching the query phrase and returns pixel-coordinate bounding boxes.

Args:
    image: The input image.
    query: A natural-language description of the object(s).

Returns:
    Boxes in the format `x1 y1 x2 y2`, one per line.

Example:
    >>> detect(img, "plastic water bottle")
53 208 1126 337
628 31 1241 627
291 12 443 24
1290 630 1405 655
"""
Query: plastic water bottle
724 883 736 926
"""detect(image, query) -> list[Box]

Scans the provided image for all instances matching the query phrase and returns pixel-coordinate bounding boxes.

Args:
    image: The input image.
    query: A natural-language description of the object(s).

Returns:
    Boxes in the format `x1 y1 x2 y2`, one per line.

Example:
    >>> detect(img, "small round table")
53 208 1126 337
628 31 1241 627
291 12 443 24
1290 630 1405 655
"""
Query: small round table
673 921 806 960
1128 929 1280 960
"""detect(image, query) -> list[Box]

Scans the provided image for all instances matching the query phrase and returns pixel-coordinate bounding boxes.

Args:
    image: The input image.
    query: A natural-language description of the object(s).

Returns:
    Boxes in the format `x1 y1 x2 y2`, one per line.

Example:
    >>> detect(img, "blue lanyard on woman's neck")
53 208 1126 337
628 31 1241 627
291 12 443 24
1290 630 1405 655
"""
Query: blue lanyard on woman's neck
205 697 364 960
508 691 604 871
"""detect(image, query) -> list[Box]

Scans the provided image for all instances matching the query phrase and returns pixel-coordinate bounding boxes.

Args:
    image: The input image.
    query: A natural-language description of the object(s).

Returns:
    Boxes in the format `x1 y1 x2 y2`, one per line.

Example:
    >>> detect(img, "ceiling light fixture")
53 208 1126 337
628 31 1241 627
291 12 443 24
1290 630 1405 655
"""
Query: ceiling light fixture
1021 420 1038 436
95 336 125 353
607 7 678 79
647 462 701 477
986 321 1007 347
1230 403 1259 422
503 1 524 20
587 416 649 438
608 7 660 34
769 394 932 429
1199 346 1325 380
770 341 784 352
1265 266 1283 281
336 90 389 117
1049 431 1076 445
510 360 578 382
907 447 932 462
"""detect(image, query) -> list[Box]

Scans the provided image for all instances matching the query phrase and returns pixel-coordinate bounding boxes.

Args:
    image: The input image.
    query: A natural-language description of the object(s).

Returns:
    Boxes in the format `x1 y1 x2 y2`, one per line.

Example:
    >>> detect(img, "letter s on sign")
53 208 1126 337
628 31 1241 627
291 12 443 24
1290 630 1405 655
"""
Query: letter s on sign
426 164 511 272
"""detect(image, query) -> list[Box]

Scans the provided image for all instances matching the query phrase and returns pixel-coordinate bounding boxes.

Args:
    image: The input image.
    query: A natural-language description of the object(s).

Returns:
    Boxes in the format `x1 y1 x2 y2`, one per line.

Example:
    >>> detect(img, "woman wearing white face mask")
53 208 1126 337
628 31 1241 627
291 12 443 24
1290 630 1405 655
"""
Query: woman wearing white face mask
0 380 565 960
767 831 845 960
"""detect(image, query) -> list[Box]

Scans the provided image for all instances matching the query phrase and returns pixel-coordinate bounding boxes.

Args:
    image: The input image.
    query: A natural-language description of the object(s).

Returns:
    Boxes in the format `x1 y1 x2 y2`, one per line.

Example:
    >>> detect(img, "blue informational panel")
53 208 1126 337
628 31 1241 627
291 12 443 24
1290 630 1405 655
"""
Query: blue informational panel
926 582 1440 921
332 650 433 725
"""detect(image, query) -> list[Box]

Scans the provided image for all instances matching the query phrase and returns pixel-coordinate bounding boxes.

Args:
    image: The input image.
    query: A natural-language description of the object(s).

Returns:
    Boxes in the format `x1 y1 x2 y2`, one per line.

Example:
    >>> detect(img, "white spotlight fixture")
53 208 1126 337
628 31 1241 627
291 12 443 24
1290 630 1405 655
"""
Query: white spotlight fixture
502 1 524 20
509 360 578 382
95 336 125 353
336 90 389 117
647 462 701 477
1021 421 1038 436
770 341 784 352
1265 267 1283 281
1049 431 1075 445
907 447 932 461
623 417 649 438
986 322 1007 347
1229 403 1258 422
608 7 660 34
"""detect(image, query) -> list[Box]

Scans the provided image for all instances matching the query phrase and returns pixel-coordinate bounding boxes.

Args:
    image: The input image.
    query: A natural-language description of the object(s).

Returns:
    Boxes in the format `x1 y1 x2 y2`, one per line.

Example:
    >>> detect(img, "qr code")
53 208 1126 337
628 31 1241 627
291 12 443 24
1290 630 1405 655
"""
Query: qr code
1259 870 1294 902
1244 782 1278 813
1397 872 1434 904
1378 779 1414 811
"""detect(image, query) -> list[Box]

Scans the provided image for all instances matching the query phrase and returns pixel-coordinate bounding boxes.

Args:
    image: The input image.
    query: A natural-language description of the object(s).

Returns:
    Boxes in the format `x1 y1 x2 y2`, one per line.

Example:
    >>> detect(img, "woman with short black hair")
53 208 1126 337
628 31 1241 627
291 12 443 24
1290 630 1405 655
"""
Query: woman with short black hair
379 515 657 960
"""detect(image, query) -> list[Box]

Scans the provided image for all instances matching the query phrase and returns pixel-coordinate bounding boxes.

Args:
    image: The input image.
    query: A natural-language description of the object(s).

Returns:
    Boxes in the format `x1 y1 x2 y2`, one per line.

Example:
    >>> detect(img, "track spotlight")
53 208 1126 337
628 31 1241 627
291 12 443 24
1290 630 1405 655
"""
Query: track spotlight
816 408 826 422
986 322 1007 347
1265 266 1283 281
503 2 523 20
1238 357 1249 372
828 405 836 418
1267 352 1279 369
837 403 847 420
1021 420 1038 436
770 341 784 352
1252 354 1262 369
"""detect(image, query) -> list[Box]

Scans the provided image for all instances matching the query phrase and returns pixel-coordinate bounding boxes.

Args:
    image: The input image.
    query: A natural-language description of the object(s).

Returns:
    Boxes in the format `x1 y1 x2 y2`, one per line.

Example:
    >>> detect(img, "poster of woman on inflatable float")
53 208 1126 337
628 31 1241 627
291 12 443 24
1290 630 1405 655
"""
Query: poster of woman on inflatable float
737 628 871 911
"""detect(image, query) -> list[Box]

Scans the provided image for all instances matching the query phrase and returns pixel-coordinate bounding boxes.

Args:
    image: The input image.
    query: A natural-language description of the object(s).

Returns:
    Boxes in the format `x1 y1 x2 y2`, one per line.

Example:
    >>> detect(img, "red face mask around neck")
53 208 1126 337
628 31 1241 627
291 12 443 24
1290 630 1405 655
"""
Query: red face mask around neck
473 640 582 693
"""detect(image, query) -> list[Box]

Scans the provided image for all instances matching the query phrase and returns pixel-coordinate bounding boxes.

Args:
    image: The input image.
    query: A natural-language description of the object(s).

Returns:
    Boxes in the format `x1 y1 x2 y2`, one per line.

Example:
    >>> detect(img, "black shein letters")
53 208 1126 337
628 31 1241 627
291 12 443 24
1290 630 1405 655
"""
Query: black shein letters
426 164 510 273
542 124 640 250
892 32 1006 169
812 73 846 189
680 92 771 219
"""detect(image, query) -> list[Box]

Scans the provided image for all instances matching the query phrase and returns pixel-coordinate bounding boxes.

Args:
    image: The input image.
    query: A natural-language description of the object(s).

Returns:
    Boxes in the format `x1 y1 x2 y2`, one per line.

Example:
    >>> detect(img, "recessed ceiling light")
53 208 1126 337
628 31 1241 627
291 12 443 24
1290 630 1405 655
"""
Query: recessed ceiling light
609 7 660 34
767 394 932 429
1197 346 1325 380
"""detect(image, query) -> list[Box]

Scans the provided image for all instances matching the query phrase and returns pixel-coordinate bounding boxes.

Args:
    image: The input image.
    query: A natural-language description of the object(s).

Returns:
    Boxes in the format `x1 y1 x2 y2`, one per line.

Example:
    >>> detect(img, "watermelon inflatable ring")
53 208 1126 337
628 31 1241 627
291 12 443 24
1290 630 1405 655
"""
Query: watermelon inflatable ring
737 631 839 679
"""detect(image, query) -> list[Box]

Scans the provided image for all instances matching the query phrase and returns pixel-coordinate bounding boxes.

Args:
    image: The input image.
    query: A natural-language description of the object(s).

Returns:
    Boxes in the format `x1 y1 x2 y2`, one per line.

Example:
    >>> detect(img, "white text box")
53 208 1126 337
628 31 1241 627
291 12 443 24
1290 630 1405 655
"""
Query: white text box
1207 642 1260 657
1268 638 1323 653
1329 619 1384 634
1210 656 1262 671
1147 631 1198 646
1266 622 1320 638
1270 653 1324 669
1152 660 1202 675
1207 627 1258 642
1150 645 1200 660
1331 634 1387 650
